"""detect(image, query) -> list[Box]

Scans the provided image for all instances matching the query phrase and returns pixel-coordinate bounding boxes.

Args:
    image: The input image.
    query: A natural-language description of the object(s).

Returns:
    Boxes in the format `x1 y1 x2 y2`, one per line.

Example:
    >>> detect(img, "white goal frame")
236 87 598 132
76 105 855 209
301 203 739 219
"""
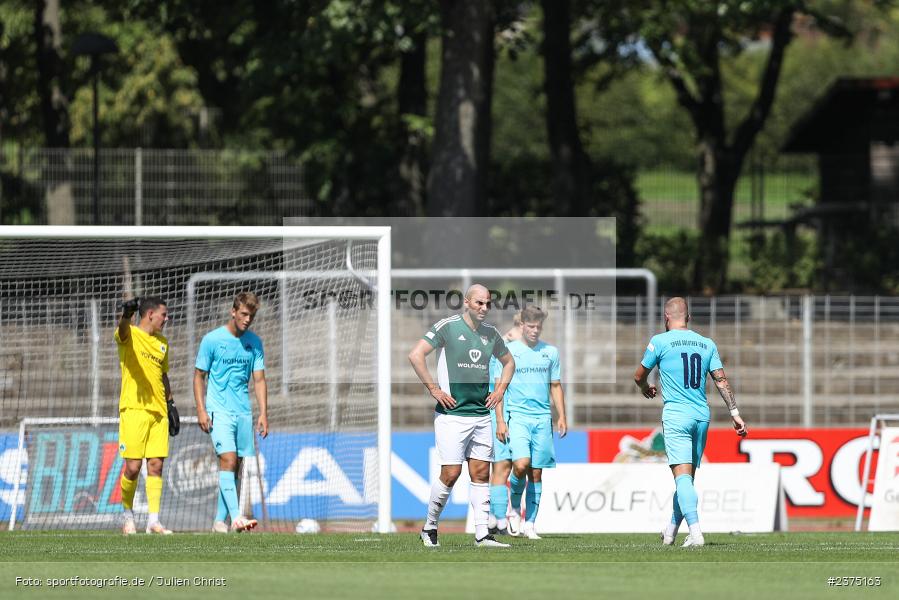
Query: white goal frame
855 412 899 531
392 267 657 425
0 225 393 533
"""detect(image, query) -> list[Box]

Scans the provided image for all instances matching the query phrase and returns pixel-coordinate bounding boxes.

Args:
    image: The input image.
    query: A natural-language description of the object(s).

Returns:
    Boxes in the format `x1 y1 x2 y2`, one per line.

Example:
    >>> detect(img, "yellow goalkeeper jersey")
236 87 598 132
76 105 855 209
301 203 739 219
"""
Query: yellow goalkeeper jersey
115 324 169 415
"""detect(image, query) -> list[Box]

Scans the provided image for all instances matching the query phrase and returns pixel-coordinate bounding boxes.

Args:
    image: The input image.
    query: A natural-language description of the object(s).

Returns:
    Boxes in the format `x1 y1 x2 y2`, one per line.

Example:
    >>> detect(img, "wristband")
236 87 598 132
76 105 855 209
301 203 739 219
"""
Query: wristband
730 408 740 417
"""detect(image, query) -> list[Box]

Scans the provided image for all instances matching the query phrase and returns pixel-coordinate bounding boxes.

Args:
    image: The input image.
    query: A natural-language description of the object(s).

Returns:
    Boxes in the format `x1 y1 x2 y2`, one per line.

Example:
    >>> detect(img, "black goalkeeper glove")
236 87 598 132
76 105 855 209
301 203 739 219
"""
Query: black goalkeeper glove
167 399 180 437
119 298 140 319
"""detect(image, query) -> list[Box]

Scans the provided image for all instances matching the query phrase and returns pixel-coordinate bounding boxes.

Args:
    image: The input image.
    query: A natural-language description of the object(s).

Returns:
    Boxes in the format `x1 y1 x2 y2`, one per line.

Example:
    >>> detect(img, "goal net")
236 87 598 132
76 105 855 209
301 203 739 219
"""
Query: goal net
0 226 391 532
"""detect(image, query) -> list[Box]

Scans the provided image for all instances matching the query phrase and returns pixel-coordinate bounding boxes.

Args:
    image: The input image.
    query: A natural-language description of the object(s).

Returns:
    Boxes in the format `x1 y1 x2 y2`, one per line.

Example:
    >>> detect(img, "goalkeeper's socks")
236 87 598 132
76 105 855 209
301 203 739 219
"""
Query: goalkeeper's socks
675 474 699 526
120 474 138 511
219 472 240 521
489 484 509 521
146 475 163 515
525 481 542 522
509 473 526 512
469 482 490 540
424 480 452 531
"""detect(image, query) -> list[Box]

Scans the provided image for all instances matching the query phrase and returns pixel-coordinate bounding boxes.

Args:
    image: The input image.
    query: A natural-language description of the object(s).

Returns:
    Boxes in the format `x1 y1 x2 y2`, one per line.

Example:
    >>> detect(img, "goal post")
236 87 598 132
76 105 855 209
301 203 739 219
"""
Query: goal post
0 225 392 533
855 413 899 532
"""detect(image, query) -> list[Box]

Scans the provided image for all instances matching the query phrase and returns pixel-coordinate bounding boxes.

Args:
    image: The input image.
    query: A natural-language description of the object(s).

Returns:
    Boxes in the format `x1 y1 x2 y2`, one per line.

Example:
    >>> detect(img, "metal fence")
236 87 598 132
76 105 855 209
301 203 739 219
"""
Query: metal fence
2 146 826 228
395 294 899 428
0 289 896 428
636 155 818 230
1 147 311 225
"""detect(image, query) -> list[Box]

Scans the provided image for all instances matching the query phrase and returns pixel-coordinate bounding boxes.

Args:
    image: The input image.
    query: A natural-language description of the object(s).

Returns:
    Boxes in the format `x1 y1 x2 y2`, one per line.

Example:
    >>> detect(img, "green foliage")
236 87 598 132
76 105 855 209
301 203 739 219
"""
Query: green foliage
635 229 700 293
0 172 41 224
69 21 204 147
826 223 899 292
0 2 45 144
578 67 695 169
744 230 819 292
488 153 641 263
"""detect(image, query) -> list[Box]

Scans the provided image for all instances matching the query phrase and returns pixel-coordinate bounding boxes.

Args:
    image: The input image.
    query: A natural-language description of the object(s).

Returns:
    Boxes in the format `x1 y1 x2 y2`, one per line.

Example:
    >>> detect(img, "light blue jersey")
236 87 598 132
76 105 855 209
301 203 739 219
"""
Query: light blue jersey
195 326 265 415
491 340 560 417
641 329 722 422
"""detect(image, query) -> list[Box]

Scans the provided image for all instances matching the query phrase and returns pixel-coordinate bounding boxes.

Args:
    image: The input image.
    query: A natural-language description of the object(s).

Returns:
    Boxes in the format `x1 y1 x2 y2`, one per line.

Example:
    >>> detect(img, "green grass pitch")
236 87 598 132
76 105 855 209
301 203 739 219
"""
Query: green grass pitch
1 531 897 599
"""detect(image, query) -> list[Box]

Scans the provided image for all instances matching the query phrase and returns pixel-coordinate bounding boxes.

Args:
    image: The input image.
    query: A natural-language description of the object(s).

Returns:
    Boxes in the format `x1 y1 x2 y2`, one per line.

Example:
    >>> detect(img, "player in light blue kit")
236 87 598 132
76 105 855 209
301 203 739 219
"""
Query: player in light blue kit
194 292 269 533
634 297 747 547
492 305 567 539
487 312 521 536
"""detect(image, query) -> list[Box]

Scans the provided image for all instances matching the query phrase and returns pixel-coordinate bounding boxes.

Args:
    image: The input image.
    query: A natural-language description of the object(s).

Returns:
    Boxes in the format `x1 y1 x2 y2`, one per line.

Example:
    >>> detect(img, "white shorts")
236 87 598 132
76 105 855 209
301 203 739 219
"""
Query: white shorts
434 413 493 465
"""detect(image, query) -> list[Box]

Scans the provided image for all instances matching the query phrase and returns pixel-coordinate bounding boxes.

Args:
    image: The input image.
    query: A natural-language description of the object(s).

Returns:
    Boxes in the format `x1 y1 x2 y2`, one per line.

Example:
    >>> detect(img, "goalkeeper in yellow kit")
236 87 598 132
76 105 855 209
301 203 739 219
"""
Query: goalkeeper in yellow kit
115 296 175 535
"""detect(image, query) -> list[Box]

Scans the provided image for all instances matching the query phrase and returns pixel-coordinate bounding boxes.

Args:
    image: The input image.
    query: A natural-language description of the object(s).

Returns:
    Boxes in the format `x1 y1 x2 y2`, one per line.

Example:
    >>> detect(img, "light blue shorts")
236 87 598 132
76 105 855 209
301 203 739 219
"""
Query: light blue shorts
491 409 512 462
507 413 556 469
210 411 256 457
662 417 709 467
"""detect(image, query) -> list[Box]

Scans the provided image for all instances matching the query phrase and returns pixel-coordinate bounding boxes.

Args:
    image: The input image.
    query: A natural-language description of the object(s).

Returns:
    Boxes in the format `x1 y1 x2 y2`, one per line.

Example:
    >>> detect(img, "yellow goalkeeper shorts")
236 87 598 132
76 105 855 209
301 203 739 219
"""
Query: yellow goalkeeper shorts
119 408 169 459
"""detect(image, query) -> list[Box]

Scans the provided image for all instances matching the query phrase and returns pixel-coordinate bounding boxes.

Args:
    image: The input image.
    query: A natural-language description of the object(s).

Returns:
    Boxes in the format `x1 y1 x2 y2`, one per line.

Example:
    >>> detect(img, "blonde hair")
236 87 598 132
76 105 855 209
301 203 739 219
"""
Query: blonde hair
520 305 547 324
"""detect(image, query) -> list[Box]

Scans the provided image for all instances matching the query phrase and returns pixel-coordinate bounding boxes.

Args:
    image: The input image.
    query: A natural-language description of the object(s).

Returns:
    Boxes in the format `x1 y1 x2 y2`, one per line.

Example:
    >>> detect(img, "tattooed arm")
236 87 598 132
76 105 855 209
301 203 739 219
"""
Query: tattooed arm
711 368 747 437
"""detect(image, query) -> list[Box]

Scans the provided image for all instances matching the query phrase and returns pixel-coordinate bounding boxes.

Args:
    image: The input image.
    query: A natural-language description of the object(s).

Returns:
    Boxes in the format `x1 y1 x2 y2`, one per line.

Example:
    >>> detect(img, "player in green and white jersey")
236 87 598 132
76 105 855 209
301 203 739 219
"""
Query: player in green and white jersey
408 284 516 548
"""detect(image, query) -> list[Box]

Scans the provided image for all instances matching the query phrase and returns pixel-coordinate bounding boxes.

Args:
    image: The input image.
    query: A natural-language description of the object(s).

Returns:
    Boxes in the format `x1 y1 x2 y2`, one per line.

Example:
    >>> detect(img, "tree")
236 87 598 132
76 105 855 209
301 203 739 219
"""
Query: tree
34 0 68 148
427 0 495 217
591 0 856 291
541 0 589 216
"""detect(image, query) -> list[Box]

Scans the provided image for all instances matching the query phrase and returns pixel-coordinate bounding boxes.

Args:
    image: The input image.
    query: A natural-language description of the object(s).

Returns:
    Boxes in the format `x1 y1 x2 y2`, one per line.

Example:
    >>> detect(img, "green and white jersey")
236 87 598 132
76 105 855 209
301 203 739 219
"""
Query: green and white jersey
423 315 510 417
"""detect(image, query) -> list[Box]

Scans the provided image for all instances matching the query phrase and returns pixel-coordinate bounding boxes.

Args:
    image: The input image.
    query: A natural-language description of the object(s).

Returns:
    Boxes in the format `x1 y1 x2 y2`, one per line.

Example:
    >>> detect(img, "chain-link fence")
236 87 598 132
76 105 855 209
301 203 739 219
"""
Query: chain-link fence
1 147 311 225
2 146 827 228
636 155 818 230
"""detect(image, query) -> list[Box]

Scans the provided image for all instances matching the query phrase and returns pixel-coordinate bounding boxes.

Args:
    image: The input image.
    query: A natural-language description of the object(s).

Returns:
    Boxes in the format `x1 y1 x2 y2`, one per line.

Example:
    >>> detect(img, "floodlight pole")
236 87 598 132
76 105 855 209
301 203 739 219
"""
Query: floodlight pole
72 32 118 225
92 64 100 225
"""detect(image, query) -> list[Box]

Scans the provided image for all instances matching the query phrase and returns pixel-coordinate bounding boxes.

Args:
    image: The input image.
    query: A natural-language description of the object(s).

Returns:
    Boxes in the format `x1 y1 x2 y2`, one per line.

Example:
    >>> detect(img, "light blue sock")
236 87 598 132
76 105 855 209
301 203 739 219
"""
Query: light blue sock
219 471 240 521
509 473 526 512
671 490 683 526
525 481 542 523
215 488 228 522
489 485 508 520
675 474 699 526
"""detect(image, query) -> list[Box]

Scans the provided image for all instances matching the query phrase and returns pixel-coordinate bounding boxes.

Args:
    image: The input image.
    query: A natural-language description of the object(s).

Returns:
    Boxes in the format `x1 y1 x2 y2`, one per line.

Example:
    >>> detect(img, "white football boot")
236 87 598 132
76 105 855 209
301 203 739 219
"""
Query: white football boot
212 520 229 533
122 515 137 536
522 522 541 540
507 511 522 537
475 534 510 548
682 533 705 547
231 516 258 532
661 528 676 545
420 528 440 547
145 522 173 535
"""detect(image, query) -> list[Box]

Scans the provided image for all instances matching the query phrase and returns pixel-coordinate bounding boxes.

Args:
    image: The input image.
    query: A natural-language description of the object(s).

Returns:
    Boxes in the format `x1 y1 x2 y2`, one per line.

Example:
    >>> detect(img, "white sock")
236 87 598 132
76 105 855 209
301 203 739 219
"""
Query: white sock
688 522 703 537
424 480 452 530
470 482 490 540
148 512 159 526
497 517 508 530
664 522 678 538
123 509 134 520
